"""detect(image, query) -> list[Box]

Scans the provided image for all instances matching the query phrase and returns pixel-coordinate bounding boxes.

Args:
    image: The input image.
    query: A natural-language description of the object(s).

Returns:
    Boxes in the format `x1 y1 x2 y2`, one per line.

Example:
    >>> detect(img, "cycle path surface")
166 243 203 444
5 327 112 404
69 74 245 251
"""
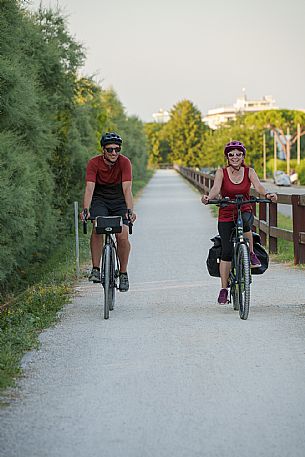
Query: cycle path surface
1 170 305 457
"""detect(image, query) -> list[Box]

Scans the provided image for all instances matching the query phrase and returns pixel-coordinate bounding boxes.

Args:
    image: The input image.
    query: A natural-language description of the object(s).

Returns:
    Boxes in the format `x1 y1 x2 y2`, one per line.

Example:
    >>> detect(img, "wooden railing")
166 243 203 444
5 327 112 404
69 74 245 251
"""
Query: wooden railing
176 165 305 265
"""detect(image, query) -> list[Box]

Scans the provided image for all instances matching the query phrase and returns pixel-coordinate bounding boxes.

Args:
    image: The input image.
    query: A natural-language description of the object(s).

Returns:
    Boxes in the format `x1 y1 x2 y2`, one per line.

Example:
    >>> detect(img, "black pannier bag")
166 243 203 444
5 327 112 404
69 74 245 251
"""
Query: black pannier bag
95 216 123 234
206 235 221 277
206 232 269 277
251 232 269 275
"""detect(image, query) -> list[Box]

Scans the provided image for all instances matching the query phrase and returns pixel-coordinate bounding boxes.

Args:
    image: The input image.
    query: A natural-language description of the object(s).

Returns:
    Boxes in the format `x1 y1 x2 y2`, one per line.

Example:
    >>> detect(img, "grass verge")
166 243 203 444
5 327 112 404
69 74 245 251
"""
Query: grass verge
0 174 153 392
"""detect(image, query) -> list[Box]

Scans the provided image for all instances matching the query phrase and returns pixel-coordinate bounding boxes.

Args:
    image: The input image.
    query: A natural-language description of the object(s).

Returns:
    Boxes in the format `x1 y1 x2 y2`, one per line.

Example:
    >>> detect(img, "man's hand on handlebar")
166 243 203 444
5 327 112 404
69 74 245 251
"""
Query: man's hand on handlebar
127 209 136 223
201 195 210 205
80 208 90 222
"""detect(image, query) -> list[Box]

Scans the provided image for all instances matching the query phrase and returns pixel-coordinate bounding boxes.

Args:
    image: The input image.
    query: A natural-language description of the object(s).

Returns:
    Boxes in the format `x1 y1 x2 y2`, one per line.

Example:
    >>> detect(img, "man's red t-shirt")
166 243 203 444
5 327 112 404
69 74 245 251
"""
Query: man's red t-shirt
86 154 132 201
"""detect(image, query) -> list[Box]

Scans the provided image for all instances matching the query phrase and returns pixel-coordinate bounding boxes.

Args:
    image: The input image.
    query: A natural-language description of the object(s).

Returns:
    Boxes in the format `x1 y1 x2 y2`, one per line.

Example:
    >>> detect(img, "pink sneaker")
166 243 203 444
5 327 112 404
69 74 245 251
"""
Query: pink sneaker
217 288 228 305
250 252 262 268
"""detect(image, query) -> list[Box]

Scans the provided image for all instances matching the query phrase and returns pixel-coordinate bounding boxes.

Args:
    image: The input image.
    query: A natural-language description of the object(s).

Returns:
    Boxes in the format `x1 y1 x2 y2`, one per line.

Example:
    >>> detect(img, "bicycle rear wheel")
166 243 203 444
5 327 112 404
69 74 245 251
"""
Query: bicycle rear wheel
237 243 251 320
102 245 111 319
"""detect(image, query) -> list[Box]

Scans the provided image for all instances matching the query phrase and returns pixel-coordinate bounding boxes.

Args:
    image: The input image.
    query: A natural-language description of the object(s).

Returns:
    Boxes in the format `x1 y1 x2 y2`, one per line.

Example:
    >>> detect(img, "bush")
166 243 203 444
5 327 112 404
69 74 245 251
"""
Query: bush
296 159 305 185
267 158 305 184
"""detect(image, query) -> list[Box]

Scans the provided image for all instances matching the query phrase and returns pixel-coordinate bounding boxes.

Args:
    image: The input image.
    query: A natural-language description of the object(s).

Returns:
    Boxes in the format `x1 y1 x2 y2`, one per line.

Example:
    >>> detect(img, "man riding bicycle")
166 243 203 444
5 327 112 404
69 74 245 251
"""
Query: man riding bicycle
81 132 136 292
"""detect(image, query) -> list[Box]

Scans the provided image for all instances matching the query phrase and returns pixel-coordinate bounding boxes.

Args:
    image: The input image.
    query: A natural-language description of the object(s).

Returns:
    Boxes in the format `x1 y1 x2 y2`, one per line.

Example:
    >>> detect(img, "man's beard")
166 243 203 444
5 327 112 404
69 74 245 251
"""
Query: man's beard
103 154 118 166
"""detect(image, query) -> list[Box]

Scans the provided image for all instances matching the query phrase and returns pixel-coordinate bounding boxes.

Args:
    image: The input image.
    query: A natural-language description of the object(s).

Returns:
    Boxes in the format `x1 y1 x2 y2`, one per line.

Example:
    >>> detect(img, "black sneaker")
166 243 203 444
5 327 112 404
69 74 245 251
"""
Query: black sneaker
89 268 101 283
119 272 129 292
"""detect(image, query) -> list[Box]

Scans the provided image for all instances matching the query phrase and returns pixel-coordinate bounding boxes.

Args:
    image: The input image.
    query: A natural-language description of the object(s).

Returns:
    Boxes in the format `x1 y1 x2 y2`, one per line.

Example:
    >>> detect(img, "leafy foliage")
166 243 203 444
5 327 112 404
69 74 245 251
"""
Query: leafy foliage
144 122 170 166
144 104 305 178
0 1 149 297
165 100 205 167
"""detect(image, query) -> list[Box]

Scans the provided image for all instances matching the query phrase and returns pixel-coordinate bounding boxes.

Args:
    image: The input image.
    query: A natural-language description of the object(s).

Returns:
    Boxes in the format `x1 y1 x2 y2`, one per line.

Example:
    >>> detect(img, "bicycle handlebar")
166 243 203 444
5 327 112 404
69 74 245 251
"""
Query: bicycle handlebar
127 210 133 235
82 209 133 235
83 208 88 234
208 196 272 206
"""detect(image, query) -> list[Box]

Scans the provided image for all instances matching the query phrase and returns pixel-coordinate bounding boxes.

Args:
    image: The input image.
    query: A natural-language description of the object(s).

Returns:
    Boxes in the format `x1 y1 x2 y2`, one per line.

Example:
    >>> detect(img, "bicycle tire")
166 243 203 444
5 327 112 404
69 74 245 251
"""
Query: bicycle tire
108 246 116 311
230 272 239 311
237 243 251 320
103 245 111 319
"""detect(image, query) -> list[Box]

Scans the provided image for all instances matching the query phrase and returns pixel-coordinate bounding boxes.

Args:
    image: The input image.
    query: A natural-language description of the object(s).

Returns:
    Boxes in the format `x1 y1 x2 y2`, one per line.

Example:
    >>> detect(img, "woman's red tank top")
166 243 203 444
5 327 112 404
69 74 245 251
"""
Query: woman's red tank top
218 166 252 222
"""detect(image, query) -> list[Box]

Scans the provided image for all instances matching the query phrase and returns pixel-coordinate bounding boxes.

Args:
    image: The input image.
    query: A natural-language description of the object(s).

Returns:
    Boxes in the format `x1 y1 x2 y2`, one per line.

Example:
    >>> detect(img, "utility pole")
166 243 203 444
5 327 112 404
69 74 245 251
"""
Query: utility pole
286 127 290 176
273 132 277 175
263 133 266 180
297 123 301 165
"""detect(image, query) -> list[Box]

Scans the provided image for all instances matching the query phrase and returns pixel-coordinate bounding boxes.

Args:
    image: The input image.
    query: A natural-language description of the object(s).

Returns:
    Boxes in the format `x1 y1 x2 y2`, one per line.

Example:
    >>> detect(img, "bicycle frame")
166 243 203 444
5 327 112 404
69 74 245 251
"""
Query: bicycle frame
101 233 120 290
208 194 271 319
230 195 251 287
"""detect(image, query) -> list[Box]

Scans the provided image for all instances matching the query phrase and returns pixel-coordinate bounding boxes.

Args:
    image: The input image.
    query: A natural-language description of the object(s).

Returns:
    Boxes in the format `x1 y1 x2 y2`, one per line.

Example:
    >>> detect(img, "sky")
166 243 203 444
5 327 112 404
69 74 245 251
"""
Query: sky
28 0 305 122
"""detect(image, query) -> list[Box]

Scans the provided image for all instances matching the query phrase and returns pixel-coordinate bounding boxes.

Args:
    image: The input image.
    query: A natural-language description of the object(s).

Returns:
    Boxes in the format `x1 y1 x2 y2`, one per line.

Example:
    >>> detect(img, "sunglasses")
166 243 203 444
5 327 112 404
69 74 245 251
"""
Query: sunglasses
105 146 121 153
228 151 243 158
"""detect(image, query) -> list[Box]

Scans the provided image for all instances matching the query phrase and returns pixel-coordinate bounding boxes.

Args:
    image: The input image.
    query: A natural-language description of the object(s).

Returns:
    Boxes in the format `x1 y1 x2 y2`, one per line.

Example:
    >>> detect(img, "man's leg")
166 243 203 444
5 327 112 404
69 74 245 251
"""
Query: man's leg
90 228 103 268
116 225 130 273
88 228 104 282
88 198 108 282
116 225 130 292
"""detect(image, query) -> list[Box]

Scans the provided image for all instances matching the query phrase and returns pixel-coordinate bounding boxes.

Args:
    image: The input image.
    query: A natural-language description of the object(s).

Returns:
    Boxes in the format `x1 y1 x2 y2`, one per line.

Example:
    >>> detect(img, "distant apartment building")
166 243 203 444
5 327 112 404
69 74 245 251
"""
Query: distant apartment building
152 108 170 123
203 92 277 130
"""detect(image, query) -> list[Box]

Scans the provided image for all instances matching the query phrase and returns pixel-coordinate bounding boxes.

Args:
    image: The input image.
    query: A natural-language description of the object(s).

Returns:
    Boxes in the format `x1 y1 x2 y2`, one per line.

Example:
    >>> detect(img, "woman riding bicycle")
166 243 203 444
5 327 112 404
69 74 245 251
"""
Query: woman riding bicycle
201 140 277 305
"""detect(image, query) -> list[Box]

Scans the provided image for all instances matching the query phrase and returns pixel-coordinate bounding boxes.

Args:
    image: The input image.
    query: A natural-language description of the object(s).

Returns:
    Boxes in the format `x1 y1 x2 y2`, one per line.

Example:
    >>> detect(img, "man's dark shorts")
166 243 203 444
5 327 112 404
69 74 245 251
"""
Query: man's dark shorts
90 196 129 226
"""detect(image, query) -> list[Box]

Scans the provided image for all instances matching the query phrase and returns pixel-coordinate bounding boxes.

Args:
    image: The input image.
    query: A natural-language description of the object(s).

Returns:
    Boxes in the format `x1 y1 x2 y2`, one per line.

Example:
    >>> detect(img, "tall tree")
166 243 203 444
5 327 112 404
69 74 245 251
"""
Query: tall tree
165 100 204 167
244 110 305 159
144 123 170 166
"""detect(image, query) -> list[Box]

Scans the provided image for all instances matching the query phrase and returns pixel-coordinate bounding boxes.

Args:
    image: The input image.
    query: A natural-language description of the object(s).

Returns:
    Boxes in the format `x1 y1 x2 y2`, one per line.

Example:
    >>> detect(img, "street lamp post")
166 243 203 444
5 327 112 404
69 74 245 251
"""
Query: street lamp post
286 127 291 176
263 133 266 180
273 132 277 175
297 123 301 165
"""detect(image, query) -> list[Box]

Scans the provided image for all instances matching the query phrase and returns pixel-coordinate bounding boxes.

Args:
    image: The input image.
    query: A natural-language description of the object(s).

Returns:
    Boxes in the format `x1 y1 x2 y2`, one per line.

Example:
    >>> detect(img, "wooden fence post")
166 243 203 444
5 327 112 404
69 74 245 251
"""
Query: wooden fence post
269 202 278 253
259 202 267 245
291 195 305 265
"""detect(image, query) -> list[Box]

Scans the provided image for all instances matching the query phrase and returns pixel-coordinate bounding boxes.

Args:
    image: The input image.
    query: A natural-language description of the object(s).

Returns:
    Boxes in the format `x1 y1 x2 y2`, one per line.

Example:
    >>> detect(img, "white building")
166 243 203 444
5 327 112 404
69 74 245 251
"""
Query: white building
203 91 277 130
152 108 170 123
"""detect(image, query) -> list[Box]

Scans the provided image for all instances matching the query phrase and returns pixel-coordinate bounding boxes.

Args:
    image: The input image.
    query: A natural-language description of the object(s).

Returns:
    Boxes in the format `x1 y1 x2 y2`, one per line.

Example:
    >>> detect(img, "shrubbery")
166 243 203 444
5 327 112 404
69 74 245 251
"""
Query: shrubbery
0 1 148 298
267 158 305 184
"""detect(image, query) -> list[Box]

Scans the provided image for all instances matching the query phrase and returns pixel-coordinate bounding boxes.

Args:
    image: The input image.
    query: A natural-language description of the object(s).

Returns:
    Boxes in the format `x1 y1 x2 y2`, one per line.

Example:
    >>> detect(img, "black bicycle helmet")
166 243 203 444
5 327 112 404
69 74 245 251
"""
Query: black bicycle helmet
100 132 123 147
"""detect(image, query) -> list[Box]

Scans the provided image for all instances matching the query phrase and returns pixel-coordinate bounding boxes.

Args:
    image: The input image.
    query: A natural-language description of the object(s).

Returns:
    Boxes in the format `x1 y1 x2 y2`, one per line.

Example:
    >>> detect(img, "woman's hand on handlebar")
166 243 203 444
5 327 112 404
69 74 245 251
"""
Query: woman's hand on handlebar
201 195 210 205
265 193 277 203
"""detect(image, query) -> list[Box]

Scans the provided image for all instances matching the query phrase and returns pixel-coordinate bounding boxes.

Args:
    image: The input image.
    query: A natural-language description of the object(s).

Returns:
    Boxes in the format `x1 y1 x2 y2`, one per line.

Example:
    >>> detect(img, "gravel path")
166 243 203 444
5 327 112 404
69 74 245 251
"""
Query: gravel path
1 170 305 457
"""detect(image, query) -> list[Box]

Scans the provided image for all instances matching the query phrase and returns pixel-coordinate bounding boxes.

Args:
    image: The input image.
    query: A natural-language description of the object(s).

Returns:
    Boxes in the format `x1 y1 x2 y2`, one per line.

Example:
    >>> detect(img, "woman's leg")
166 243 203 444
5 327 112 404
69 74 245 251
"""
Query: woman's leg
242 212 254 252
219 260 231 288
218 221 234 289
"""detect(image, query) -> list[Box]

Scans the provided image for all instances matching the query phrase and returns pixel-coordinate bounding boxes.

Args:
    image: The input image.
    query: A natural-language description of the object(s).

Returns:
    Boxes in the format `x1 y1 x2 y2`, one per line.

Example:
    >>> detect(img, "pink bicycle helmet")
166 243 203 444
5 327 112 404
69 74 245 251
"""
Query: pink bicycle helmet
224 140 246 156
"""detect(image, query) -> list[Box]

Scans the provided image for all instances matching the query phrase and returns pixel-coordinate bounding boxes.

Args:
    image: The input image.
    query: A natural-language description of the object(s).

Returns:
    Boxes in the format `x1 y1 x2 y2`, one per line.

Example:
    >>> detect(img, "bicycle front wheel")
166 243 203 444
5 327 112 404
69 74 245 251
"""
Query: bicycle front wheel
237 243 251 320
103 245 111 319
230 271 239 311
108 246 117 312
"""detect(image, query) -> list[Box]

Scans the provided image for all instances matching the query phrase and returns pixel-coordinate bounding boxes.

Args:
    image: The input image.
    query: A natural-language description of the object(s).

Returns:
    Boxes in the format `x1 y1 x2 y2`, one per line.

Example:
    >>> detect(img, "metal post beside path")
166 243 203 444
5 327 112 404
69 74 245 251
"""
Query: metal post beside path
74 201 80 278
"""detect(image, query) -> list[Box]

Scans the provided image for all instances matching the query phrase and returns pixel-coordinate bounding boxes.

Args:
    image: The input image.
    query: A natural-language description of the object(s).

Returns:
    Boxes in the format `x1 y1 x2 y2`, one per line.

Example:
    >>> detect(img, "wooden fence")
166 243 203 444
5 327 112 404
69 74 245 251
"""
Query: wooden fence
176 166 305 265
